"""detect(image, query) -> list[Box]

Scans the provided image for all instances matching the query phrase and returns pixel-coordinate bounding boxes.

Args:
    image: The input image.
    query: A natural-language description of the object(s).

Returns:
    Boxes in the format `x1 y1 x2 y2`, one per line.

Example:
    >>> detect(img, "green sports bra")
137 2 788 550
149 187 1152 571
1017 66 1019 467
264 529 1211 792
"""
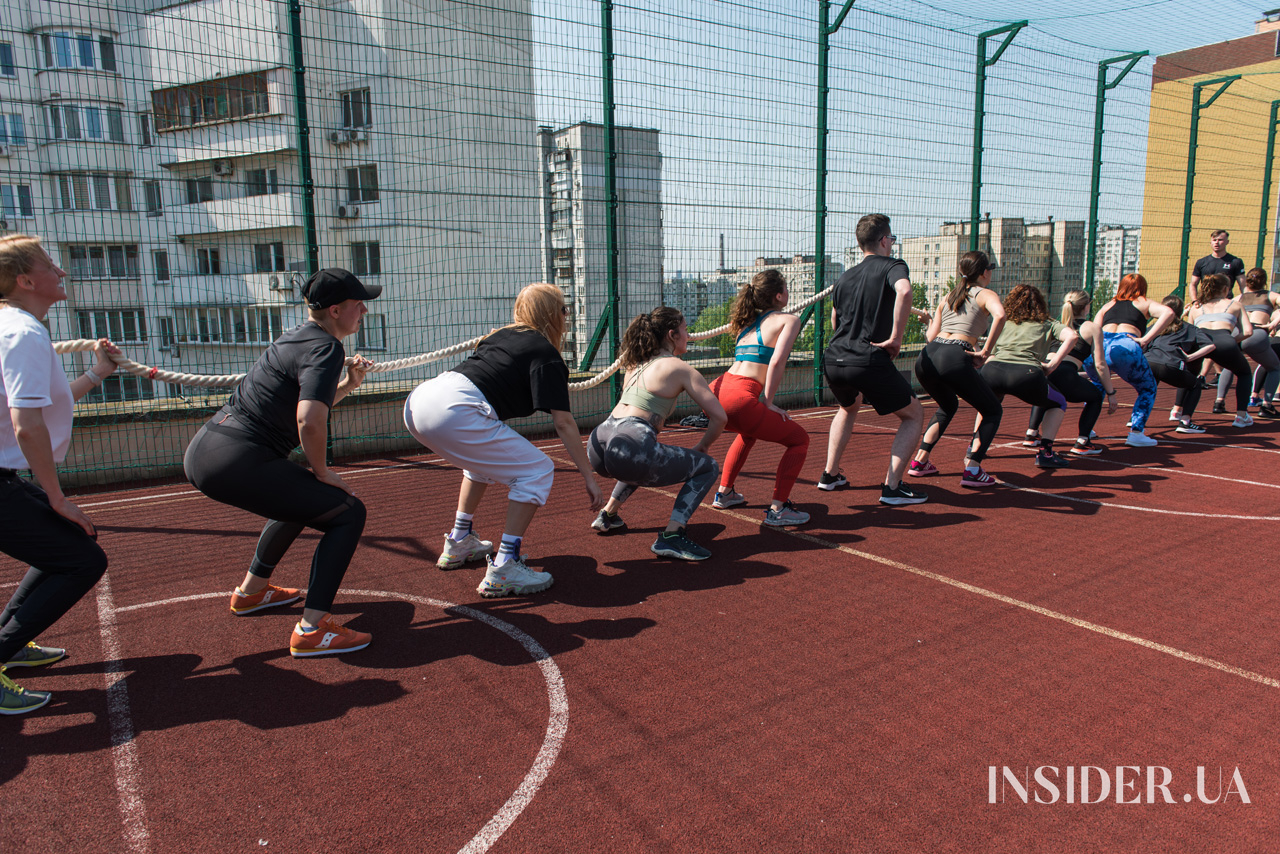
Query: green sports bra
618 356 677 419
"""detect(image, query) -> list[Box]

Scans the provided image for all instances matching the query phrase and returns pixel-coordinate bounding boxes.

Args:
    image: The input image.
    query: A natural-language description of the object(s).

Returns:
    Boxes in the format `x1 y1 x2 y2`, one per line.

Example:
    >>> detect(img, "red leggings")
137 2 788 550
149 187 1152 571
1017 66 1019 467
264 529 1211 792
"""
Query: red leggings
710 372 810 502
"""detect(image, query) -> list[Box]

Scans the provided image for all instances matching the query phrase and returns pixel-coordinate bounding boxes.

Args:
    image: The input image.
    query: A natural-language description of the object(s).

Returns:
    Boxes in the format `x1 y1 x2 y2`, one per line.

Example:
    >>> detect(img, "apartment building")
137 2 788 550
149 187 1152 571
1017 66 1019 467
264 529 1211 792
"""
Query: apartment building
0 0 541 401
1096 225 1141 286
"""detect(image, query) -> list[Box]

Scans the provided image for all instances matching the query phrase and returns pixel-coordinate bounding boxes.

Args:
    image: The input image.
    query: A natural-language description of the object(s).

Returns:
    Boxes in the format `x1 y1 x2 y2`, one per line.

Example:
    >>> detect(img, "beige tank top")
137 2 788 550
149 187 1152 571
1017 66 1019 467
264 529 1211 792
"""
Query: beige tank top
937 287 990 339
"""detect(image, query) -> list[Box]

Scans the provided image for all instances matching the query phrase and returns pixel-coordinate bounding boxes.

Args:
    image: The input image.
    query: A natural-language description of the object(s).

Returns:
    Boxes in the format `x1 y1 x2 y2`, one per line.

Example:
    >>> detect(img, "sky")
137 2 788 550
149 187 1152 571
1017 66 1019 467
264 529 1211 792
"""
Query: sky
528 0 1274 274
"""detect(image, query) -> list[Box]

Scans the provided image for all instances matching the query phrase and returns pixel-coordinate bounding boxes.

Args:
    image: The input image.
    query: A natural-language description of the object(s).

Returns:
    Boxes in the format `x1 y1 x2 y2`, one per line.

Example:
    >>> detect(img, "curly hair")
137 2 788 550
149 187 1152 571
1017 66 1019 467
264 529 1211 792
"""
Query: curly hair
1198 273 1232 302
619 307 684 369
1003 284 1049 324
729 268 786 337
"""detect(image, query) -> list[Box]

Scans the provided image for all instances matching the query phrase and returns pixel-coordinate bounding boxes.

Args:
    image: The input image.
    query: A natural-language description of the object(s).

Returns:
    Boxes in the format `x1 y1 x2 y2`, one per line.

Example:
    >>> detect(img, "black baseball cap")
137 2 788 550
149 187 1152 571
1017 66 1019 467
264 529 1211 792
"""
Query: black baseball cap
302 268 382 309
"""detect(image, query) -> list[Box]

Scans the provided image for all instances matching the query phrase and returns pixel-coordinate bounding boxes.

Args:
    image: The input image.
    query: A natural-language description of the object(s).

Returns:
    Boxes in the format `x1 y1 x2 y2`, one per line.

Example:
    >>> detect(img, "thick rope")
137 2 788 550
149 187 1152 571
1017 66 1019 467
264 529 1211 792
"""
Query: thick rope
53 284 836 390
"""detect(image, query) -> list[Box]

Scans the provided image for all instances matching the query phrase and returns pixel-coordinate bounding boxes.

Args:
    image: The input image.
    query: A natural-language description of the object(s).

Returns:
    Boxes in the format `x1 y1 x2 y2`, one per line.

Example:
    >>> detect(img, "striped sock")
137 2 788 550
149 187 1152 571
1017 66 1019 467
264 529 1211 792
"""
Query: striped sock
494 535 522 567
450 512 474 542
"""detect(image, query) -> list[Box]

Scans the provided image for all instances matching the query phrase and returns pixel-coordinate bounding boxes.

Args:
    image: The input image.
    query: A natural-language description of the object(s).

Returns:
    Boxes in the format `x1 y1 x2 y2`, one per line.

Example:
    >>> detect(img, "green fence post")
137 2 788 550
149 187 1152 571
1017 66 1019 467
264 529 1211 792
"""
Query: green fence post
287 0 319 277
968 21 1026 252
601 0 621 401
1085 51 1147 296
813 0 856 405
1256 100 1280 272
1174 75 1239 300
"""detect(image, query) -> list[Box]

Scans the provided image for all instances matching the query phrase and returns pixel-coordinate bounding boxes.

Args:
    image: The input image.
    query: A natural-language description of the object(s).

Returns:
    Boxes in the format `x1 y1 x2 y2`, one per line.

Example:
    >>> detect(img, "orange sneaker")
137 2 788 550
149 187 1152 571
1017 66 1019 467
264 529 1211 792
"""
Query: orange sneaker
289 617 371 658
229 583 302 616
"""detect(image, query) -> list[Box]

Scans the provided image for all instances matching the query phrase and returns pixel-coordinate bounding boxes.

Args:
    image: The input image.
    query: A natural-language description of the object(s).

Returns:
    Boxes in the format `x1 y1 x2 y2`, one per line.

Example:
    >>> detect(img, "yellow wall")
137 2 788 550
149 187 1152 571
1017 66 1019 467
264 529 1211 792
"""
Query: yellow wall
1141 61 1280 299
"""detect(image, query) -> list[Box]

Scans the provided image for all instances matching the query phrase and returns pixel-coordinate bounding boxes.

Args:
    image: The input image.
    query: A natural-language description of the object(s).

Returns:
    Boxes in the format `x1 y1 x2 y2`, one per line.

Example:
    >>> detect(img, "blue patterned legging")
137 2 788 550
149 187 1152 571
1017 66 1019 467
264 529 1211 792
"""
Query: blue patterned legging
1088 332 1156 432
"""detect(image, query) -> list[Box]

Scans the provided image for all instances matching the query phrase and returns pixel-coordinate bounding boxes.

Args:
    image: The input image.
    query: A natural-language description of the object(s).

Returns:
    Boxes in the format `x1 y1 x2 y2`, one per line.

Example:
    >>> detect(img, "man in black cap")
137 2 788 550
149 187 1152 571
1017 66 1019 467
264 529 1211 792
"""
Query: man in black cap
183 268 382 657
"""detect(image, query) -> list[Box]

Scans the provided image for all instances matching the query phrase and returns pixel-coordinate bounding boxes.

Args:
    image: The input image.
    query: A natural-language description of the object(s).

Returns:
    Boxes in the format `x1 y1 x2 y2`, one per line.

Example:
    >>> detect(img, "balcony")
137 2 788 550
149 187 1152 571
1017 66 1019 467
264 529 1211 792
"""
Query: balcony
169 192 302 237
169 271 303 306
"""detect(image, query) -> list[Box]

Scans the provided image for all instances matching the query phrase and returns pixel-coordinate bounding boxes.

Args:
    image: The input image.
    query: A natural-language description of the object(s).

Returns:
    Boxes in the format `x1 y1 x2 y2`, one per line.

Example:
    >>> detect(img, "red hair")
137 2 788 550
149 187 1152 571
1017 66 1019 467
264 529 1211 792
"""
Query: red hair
1115 273 1147 302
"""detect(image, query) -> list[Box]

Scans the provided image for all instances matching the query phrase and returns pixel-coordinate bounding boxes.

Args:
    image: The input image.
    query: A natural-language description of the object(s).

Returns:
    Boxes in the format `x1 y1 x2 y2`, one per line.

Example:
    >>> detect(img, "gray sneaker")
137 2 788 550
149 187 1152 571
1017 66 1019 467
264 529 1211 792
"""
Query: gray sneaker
5 641 66 668
590 510 626 534
712 489 746 509
0 668 50 715
477 556 554 598
763 501 810 527
650 530 712 561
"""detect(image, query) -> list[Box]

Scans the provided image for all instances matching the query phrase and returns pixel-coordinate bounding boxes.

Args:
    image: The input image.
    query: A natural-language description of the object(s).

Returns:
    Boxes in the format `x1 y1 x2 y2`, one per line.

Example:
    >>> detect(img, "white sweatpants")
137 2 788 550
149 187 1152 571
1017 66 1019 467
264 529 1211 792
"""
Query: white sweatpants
404 371 555 506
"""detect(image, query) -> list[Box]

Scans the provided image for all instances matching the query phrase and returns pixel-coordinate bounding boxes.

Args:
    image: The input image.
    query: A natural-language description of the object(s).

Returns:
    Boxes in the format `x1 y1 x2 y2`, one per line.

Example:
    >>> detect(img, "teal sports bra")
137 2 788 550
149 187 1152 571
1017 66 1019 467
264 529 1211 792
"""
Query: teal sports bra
734 312 776 364
618 357 677 419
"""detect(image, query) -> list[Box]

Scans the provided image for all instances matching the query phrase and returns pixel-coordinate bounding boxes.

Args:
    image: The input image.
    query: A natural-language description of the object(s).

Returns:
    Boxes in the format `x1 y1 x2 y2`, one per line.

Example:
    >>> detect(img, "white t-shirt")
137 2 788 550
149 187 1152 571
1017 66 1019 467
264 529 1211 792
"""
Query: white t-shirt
0 307 74 468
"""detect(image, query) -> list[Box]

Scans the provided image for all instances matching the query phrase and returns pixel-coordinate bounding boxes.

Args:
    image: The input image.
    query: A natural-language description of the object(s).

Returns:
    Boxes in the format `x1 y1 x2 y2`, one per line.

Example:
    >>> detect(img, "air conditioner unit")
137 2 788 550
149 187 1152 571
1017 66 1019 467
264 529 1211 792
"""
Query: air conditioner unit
268 274 280 289
212 159 234 176
329 129 351 146
0 144 10 157
350 128 369 143
287 273 304 290
335 204 360 219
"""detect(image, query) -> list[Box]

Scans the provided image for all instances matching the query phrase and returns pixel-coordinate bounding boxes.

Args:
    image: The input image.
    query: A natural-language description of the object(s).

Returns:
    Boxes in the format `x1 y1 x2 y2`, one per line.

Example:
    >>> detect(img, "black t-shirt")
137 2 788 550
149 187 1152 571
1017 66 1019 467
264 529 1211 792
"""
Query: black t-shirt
1147 323 1213 368
220 322 345 457
451 327 571 421
1193 253 1245 293
825 255 910 367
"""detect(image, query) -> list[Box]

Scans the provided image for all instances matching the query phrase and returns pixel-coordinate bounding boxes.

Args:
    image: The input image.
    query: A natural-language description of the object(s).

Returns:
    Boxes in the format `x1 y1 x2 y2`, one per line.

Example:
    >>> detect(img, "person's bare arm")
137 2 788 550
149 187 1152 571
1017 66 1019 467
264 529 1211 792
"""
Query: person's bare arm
551 409 604 510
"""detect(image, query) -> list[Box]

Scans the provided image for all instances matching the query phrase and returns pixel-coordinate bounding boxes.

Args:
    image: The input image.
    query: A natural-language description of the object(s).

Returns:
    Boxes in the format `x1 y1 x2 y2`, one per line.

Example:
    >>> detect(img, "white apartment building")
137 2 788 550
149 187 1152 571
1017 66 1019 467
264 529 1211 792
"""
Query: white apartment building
538 122 662 370
1096 225 1141 286
697 254 843 311
0 0 541 402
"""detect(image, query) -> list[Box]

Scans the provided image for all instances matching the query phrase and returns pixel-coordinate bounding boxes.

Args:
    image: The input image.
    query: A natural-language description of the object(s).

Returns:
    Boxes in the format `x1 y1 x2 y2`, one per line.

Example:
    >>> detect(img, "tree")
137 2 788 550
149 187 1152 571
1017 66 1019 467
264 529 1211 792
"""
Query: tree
689 296 736 358
1092 278 1115 307
904 279 933 347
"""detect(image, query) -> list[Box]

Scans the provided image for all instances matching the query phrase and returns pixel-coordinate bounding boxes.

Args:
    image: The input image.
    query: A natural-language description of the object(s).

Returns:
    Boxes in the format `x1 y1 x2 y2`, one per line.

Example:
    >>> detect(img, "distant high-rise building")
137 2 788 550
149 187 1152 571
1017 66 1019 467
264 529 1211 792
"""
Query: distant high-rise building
1095 226 1141 287
537 123 662 369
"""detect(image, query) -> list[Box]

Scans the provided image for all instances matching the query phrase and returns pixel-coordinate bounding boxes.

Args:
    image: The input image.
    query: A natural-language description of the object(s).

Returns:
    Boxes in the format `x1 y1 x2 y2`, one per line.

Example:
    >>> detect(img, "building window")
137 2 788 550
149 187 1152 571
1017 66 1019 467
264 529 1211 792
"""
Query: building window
341 88 371 128
153 249 170 282
55 172 131 211
114 176 132 211
138 113 152 147
244 168 278 197
144 180 162 215
0 185 33 219
185 177 213 204
77 308 147 343
157 317 175 348
253 242 285 273
350 241 380 276
196 247 220 276
174 306 283 344
152 71 270 132
86 375 154 403
345 164 378 202
40 32 115 72
45 104 122 142
0 114 26 146
356 313 386 350
99 36 116 72
0 43 14 77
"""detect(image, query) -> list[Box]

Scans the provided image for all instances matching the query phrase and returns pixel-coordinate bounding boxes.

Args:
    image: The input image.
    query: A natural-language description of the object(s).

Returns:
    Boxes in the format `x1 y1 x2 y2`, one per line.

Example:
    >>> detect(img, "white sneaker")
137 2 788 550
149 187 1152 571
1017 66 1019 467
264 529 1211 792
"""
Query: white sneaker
1233 414 1255 428
437 532 494 569
477 555 553 597
1125 430 1157 447
712 489 746 509
1168 411 1182 422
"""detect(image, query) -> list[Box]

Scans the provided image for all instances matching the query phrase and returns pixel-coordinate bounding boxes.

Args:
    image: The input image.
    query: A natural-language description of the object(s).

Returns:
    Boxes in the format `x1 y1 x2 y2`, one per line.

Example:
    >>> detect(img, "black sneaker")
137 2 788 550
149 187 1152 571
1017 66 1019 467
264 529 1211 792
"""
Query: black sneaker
817 471 849 491
1035 449 1071 468
879 483 928 506
650 530 712 561
1258 404 1280 420
590 509 626 534
1212 401 1227 415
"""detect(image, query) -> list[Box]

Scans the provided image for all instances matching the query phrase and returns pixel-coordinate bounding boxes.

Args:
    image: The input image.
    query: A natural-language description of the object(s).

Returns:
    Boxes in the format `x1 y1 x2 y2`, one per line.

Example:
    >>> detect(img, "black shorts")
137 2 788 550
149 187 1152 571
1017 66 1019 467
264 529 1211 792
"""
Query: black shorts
823 359 914 415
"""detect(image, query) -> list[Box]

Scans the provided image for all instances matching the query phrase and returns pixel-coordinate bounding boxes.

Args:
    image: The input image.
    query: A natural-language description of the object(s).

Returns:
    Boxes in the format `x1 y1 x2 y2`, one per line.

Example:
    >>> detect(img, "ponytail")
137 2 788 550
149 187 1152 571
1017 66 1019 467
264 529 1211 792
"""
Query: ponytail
619 306 684 369
729 269 786 336
947 251 990 314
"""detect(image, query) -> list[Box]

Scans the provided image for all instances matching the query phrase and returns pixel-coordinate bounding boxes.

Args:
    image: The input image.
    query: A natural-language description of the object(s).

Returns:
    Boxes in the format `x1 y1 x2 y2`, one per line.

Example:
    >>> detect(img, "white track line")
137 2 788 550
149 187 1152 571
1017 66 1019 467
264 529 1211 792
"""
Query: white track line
110 589 564 854
94 572 150 854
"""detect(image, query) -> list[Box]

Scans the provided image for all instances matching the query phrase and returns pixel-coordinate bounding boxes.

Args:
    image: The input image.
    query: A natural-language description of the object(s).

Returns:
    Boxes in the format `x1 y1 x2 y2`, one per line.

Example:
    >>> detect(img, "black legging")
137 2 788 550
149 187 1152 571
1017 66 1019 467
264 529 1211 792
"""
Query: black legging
981 361 1066 410
0 475 108 663
1028 361 1103 439
588 416 718 527
1202 328 1251 411
183 423 366 614
1148 356 1204 416
913 340 1003 463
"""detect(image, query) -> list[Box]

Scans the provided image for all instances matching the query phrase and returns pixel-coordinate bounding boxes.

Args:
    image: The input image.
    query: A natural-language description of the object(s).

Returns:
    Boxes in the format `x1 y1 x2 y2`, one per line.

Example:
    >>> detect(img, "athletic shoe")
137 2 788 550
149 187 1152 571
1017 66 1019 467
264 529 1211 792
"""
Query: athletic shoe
712 489 746 509
289 617 372 658
436 532 494 569
0 668 50 715
590 510 627 534
477 556 554 598
1249 396 1262 409
1212 401 1227 415
763 501 810 527
1020 432 1041 448
5 642 66 668
1198 377 1215 390
1258 405 1280 420
1168 411 1182 422
1233 414 1255 428
1034 449 1071 468
1071 440 1104 456
879 483 928 505
816 471 849 491
1124 430 1158 447
907 459 938 477
229 583 302 616
1176 421 1206 434
650 530 712 561
959 467 997 488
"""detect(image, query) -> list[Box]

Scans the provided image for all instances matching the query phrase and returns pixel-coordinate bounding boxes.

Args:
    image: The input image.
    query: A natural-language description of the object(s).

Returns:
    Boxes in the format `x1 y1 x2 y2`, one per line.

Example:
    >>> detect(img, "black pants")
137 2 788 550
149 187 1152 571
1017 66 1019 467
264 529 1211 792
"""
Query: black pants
184 424 366 614
1203 329 1251 411
981 361 1065 410
914 341 1002 462
0 474 108 663
1028 362 1103 439
1149 356 1203 416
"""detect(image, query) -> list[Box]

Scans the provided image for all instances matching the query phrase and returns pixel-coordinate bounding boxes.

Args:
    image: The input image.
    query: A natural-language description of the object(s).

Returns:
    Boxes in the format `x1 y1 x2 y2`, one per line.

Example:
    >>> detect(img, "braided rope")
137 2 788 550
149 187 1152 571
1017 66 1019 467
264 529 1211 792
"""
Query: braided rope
53 283 836 391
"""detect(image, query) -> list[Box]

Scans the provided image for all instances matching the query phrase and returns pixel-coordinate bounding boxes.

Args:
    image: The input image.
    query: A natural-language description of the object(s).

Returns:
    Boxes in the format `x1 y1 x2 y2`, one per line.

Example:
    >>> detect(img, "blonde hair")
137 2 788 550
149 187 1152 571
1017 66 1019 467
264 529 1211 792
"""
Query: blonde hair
0 234 48 300
1060 290 1091 326
508 282 566 351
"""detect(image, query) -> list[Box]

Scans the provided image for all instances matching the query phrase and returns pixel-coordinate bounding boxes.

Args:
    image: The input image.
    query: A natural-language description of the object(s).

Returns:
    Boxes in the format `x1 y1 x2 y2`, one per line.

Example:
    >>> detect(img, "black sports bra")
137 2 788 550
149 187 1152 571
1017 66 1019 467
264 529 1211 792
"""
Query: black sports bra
1101 300 1147 333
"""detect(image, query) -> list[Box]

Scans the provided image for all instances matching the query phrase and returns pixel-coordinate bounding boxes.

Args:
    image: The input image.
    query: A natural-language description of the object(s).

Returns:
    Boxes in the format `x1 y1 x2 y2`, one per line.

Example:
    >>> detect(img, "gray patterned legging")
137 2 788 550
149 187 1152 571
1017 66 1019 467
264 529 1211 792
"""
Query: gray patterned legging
588 416 718 527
